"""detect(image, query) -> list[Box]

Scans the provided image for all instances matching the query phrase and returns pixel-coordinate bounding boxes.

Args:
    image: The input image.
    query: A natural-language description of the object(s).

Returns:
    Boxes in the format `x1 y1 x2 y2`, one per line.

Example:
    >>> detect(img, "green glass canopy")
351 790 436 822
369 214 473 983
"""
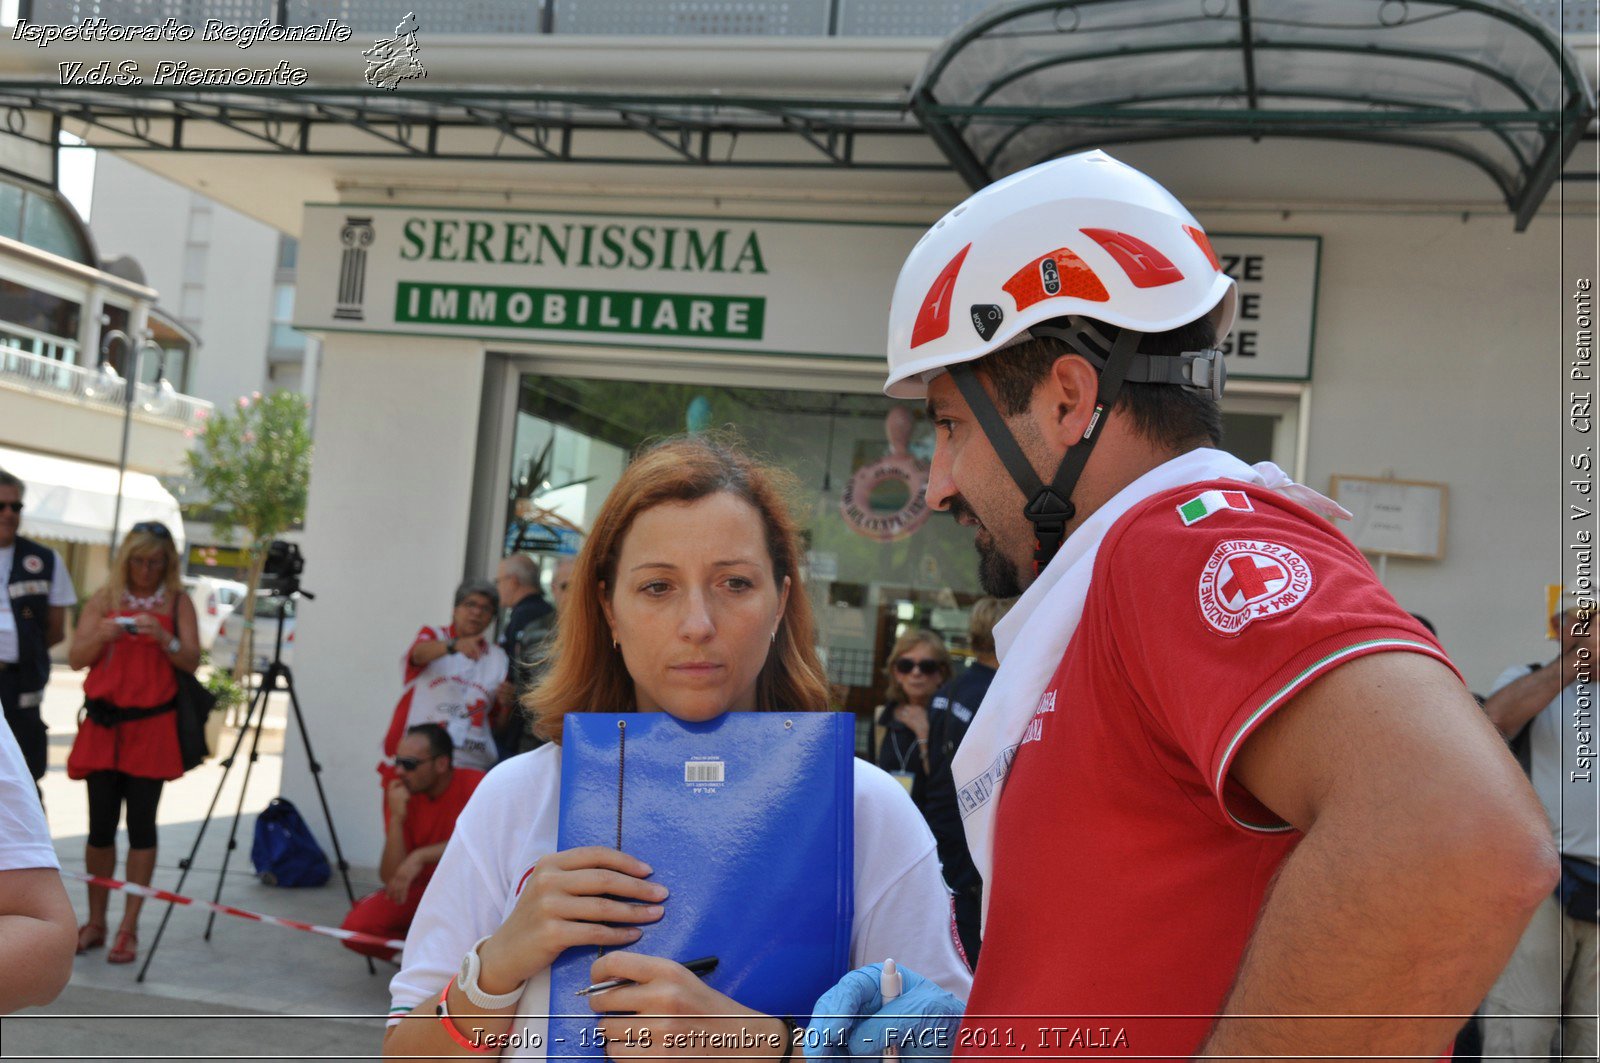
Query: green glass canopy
0 1 1589 228
910 0 1595 229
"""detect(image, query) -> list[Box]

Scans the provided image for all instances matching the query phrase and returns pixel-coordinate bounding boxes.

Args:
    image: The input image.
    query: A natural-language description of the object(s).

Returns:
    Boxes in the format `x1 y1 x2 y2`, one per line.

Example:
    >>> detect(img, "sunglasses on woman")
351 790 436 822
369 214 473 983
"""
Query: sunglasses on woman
131 521 173 540
895 657 943 676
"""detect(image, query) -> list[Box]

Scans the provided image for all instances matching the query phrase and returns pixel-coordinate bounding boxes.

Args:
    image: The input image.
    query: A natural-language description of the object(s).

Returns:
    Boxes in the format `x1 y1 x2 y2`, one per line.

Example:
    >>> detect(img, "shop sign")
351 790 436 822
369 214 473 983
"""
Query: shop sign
189 544 250 569
1209 234 1321 381
295 204 922 360
295 207 1318 377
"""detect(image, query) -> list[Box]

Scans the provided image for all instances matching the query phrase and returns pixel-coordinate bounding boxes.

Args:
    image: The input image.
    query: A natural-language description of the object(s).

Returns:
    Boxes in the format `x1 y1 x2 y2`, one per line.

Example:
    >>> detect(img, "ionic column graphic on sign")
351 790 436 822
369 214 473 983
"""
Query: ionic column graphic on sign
334 217 375 321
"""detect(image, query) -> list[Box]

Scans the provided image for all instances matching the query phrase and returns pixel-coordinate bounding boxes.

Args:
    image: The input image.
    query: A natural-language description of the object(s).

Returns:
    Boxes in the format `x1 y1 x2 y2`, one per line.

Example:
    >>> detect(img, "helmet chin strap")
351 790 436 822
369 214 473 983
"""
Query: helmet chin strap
947 324 1145 576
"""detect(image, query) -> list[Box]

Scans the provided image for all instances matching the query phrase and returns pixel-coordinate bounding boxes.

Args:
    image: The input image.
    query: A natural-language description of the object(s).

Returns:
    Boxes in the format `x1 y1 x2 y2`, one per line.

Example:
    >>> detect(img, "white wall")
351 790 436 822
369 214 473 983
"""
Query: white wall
193 215 278 407
1200 205 1585 692
90 154 280 408
90 156 186 295
279 334 486 866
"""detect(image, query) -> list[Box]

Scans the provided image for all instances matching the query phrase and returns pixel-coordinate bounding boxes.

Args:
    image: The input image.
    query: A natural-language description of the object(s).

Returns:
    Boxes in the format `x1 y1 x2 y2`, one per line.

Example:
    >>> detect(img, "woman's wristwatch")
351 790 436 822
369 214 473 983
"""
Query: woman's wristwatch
458 936 525 1009
166 635 182 655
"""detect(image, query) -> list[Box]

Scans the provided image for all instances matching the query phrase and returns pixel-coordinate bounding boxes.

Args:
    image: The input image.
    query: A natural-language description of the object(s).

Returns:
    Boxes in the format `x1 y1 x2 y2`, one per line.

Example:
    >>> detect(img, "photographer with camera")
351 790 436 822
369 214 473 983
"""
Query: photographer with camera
66 521 200 966
379 580 507 792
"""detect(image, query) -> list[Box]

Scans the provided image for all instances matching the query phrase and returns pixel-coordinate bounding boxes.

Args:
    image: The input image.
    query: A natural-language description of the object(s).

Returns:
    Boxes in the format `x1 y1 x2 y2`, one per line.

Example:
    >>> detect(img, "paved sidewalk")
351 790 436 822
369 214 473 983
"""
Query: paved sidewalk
7 666 395 1061
2 985 382 1061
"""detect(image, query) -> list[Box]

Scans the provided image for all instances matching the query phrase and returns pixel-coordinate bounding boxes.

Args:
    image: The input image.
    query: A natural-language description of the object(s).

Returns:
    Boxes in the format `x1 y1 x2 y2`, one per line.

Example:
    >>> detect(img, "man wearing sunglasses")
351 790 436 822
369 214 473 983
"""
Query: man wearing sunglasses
0 470 77 785
342 722 483 962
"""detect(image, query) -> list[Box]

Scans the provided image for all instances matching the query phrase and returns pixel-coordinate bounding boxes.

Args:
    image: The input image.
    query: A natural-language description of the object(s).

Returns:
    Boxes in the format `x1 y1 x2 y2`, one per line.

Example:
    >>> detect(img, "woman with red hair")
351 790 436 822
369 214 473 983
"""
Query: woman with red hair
385 436 969 1060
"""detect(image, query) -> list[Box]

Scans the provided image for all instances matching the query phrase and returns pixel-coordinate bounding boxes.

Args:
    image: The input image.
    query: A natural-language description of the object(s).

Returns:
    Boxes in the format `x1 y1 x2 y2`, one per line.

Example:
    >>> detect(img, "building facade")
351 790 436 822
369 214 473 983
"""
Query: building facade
0 175 202 601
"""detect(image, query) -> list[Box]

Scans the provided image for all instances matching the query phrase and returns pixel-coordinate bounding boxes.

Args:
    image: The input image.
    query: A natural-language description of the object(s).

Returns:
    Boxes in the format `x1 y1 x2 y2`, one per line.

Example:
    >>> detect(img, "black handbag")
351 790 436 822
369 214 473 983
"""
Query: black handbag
169 596 215 772
172 670 215 771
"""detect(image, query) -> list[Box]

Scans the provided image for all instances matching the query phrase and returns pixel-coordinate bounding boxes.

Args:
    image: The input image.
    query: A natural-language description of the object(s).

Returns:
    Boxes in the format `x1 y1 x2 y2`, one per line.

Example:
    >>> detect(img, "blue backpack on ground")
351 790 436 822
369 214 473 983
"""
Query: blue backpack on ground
251 798 332 888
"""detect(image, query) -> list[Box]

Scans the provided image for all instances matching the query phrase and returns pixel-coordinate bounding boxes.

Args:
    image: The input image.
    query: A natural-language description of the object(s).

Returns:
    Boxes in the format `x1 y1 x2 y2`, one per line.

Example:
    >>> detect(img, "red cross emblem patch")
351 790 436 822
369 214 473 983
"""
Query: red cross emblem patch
1197 538 1313 636
21 555 42 574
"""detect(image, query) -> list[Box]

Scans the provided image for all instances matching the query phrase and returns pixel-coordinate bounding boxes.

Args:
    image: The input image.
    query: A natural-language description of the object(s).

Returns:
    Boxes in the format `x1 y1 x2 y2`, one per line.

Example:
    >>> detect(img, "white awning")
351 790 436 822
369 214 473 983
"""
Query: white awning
0 445 186 552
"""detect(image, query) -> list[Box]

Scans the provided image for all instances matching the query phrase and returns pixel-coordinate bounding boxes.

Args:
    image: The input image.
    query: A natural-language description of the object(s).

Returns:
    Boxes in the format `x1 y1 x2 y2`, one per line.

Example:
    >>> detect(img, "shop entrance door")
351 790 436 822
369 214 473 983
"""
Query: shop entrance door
477 353 996 759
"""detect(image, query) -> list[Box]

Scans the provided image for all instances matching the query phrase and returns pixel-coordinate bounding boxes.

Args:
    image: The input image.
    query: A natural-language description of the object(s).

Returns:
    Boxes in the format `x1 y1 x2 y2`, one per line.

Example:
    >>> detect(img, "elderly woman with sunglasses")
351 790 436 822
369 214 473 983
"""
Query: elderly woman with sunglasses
872 630 953 804
66 521 200 965
378 579 508 795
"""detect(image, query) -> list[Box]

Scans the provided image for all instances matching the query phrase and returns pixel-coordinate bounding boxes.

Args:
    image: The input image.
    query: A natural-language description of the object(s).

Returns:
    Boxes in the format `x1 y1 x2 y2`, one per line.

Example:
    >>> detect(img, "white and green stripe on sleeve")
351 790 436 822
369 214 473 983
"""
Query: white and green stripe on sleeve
1212 638 1454 833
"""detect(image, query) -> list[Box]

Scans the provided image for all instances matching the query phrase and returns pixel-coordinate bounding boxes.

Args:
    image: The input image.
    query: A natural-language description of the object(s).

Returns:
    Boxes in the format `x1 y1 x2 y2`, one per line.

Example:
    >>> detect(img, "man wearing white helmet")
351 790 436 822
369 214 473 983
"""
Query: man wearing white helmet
807 151 1556 1060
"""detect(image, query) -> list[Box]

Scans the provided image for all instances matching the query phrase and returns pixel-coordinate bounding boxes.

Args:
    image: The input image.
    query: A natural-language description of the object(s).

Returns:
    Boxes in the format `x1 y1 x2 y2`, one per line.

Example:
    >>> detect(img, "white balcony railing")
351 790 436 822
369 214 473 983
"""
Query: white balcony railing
0 343 214 431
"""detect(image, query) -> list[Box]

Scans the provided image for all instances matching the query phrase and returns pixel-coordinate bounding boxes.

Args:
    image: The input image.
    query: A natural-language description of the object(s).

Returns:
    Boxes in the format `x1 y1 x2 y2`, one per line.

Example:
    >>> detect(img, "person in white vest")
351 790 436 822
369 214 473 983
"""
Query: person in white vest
379 579 509 786
807 149 1557 1062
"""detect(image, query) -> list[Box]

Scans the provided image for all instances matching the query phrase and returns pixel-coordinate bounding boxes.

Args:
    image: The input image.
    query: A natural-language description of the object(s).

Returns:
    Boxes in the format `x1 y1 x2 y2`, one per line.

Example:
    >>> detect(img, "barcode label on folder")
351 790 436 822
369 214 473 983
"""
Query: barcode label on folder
684 760 726 784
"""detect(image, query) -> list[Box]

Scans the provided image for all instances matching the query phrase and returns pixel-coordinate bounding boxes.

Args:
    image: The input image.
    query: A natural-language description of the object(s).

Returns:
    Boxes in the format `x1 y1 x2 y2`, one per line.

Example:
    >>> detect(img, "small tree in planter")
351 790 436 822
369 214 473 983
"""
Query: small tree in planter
184 391 312 683
200 650 249 739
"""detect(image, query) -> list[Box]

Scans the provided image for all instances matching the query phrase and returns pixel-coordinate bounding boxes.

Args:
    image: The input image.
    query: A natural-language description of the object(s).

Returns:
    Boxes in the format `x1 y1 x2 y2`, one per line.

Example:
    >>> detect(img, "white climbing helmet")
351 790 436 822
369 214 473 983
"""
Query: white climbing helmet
883 149 1238 398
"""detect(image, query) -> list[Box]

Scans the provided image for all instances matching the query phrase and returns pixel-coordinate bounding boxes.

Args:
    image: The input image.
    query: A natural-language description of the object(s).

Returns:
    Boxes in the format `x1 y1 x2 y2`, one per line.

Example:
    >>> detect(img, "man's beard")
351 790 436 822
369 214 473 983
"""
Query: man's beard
975 532 1024 598
950 496 1025 598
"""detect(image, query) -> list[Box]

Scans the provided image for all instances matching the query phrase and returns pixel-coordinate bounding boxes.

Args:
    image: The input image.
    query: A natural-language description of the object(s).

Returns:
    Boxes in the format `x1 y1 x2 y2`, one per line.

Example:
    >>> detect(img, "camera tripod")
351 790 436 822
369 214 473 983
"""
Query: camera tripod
139 587 374 980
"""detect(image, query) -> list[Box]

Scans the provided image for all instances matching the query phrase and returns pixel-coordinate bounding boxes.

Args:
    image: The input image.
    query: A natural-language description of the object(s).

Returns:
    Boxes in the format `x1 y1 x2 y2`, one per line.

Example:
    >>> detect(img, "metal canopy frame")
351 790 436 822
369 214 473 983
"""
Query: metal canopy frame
0 83 938 170
910 0 1596 229
0 0 1591 225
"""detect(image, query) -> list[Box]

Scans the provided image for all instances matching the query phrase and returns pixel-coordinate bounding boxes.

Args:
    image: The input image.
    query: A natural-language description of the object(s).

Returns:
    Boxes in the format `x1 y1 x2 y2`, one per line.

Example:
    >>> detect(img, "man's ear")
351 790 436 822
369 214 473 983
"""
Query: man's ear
1033 354 1101 450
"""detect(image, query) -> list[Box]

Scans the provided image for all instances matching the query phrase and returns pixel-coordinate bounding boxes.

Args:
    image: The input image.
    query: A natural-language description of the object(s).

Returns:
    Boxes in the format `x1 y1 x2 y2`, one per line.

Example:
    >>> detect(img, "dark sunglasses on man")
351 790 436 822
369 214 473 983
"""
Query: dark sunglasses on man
131 521 173 540
895 657 943 676
0 501 22 513
393 755 435 772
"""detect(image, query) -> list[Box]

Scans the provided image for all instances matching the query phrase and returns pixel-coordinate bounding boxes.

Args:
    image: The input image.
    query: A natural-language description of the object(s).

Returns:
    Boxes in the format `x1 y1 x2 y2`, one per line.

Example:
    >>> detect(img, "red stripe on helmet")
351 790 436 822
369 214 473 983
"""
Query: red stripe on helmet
910 243 971 349
1002 247 1109 310
1184 225 1222 272
1080 228 1184 288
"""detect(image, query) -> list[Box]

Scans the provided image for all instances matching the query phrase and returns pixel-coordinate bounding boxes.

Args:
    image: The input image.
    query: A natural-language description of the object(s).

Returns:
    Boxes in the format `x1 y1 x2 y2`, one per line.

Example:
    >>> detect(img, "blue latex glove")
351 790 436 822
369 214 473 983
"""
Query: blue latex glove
805 963 965 1062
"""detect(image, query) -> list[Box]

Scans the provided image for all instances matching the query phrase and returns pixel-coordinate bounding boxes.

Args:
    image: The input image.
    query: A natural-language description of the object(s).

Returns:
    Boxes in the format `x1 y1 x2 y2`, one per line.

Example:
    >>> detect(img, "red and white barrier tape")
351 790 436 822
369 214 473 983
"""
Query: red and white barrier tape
62 871 405 953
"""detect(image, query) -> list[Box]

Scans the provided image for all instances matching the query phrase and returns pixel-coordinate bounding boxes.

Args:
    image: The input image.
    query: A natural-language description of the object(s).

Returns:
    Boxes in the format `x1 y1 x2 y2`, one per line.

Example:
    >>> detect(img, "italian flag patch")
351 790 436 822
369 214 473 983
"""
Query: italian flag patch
1177 489 1254 526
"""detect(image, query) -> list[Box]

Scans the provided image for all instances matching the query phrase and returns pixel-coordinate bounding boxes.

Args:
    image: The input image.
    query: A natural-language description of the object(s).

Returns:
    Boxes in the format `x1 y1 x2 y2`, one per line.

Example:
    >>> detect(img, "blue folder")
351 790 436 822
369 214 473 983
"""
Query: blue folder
547 711 855 1059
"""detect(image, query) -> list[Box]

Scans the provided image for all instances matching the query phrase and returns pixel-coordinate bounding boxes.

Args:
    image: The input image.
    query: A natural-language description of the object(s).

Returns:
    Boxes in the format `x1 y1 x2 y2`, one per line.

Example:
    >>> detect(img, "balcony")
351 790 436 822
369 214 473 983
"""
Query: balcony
0 343 212 475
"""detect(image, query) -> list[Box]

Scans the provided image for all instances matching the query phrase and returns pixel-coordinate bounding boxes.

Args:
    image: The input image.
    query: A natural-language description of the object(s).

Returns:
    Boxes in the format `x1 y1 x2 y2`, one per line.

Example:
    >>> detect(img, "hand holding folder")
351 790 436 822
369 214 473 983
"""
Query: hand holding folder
547 711 856 1060
475 846 666 994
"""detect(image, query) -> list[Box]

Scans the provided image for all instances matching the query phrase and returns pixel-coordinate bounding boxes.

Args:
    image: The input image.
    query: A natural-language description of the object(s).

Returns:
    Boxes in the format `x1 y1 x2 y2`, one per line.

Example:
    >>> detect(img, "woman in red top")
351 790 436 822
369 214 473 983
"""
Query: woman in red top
66 522 200 964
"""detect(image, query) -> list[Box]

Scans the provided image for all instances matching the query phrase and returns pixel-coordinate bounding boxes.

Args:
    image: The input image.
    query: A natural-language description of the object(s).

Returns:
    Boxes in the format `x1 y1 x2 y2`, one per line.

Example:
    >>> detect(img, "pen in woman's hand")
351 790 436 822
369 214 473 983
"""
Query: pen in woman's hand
575 955 719 996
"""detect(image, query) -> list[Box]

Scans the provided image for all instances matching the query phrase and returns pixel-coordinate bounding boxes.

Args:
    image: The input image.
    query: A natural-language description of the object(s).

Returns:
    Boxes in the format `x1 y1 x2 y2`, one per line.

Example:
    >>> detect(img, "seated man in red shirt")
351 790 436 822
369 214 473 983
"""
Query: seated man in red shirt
342 723 482 961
